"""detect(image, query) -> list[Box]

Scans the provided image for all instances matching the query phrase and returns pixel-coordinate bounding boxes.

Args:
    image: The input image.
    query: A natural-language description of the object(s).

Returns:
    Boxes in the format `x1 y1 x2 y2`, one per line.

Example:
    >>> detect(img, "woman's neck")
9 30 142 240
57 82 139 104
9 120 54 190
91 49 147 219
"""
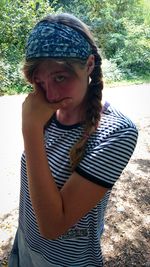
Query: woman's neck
56 107 85 126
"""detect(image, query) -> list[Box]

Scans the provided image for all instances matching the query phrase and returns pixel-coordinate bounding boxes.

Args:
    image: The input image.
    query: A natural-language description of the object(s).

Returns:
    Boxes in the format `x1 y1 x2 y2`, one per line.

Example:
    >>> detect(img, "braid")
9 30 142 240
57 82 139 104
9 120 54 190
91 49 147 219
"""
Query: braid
86 47 103 130
70 47 103 171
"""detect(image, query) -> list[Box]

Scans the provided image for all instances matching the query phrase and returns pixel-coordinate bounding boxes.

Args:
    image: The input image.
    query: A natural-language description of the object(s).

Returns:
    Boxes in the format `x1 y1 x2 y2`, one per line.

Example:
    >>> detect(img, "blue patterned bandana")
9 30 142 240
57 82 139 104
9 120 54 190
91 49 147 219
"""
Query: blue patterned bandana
26 21 92 60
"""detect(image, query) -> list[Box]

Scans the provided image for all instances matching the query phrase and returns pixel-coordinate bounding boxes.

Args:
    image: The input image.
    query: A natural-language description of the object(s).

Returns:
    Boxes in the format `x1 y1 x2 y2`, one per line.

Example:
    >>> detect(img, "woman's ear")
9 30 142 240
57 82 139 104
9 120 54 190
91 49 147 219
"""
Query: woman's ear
87 55 95 75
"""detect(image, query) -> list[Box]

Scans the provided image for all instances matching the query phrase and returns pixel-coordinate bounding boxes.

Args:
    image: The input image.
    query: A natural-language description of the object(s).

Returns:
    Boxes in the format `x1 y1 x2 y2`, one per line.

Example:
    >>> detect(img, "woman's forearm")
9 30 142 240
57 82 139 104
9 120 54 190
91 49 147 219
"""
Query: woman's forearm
23 127 65 239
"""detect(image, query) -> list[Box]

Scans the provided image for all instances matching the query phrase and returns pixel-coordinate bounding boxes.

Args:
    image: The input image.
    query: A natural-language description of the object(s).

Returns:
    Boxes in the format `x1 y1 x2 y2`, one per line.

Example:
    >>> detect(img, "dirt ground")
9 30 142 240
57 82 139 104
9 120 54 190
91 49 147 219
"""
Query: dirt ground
102 115 150 267
0 84 150 266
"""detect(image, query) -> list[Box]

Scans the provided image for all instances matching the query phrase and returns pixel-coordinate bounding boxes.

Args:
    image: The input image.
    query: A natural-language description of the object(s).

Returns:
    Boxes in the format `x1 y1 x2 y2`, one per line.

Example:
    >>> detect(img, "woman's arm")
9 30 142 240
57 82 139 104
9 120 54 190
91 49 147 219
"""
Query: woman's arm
22 89 108 239
23 126 107 239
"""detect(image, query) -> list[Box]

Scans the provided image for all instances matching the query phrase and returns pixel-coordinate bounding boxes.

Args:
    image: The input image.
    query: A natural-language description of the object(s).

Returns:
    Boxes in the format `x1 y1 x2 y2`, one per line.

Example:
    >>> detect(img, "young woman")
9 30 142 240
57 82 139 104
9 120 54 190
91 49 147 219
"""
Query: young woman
8 13 138 267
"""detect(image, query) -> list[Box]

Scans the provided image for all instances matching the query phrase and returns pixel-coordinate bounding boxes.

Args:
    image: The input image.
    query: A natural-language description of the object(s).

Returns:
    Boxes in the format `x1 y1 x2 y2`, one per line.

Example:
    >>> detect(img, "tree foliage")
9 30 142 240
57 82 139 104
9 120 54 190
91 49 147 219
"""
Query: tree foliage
0 0 57 61
0 0 59 94
60 0 150 77
0 0 149 94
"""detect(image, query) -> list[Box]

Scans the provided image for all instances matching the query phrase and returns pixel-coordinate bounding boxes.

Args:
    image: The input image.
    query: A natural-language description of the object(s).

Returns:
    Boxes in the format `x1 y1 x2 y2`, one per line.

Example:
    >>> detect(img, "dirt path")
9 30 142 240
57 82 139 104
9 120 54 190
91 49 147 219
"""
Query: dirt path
0 84 150 266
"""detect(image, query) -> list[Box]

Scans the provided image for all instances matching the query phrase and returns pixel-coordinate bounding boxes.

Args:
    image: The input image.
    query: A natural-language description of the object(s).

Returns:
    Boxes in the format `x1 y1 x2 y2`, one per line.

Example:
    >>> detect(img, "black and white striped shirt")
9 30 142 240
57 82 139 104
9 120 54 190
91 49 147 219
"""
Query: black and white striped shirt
19 103 138 266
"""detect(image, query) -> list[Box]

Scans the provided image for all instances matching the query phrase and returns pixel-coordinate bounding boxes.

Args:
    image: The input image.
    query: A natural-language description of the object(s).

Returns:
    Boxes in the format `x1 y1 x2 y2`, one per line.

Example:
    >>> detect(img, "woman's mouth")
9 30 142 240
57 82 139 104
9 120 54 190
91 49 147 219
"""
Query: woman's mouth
47 97 71 104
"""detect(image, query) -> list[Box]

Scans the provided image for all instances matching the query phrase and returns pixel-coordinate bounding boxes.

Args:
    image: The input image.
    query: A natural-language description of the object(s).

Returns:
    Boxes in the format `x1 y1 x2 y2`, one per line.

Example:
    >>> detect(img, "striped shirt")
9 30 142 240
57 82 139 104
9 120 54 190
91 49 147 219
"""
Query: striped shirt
19 103 138 266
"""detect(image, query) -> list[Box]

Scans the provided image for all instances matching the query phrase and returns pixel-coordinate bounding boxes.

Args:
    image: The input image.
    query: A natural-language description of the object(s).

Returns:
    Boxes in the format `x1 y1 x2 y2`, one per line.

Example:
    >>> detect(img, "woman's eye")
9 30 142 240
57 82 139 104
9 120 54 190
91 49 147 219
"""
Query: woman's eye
55 75 66 83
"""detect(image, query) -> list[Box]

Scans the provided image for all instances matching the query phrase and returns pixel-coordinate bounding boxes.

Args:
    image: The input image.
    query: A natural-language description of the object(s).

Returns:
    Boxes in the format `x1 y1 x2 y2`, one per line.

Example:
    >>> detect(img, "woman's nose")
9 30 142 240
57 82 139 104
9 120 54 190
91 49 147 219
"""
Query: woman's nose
45 81 60 102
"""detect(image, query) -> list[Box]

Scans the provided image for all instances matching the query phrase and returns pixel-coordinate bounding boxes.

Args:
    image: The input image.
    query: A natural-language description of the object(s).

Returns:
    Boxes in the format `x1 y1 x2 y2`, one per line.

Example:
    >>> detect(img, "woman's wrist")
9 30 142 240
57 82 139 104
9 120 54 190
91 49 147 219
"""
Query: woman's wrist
22 121 44 138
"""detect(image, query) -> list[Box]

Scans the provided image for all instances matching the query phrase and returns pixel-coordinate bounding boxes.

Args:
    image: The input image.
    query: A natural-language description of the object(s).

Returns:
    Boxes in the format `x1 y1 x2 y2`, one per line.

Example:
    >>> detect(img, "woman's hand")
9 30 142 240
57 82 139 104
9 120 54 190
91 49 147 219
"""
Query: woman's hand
22 85 72 134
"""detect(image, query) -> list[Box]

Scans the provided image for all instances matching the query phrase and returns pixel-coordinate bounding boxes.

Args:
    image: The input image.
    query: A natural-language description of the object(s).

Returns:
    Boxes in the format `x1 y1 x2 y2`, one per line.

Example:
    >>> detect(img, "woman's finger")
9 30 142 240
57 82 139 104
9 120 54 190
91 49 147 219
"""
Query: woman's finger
50 97 72 110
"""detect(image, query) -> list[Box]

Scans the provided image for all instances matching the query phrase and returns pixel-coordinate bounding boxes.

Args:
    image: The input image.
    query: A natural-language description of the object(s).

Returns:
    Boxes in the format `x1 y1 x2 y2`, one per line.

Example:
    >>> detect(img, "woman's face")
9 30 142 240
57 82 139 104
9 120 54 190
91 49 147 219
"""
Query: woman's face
33 58 94 114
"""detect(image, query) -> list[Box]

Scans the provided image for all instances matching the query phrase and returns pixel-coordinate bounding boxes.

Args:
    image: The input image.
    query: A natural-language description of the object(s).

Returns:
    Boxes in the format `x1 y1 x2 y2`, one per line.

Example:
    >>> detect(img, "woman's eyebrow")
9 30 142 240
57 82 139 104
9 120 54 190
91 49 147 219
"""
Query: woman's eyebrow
51 67 76 77
50 70 68 75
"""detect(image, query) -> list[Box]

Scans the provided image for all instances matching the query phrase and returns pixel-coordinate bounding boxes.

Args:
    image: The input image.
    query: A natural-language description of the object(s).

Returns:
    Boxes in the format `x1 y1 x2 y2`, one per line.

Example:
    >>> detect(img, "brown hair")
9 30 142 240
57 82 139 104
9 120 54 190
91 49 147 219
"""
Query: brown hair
23 13 103 171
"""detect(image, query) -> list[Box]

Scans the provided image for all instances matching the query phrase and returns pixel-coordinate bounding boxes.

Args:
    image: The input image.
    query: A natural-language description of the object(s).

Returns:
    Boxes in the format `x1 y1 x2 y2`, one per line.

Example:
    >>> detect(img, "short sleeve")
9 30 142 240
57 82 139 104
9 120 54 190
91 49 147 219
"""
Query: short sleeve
75 127 138 189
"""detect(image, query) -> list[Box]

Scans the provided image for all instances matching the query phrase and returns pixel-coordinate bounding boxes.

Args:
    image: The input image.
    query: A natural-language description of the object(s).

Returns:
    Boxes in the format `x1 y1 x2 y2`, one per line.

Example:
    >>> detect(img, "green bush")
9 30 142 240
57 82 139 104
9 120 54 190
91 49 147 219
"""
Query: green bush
0 59 31 95
112 22 150 76
102 59 124 83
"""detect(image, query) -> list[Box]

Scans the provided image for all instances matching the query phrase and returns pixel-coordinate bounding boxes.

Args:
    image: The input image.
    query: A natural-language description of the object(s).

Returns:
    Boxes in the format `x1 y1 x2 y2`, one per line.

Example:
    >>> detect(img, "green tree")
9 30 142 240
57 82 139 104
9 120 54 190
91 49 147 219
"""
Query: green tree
0 0 149 95
0 0 56 61
0 0 58 94
69 0 150 77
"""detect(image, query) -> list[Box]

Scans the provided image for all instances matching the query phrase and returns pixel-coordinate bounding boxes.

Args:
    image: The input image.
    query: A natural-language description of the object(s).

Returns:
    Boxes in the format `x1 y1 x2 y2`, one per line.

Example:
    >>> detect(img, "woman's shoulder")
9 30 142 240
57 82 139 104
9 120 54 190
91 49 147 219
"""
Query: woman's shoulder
101 101 138 133
86 101 139 147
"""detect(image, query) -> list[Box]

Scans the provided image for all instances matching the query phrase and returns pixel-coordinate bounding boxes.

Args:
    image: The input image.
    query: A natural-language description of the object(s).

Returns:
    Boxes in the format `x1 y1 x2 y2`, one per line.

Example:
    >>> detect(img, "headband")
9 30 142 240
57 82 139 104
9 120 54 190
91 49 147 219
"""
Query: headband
25 21 92 60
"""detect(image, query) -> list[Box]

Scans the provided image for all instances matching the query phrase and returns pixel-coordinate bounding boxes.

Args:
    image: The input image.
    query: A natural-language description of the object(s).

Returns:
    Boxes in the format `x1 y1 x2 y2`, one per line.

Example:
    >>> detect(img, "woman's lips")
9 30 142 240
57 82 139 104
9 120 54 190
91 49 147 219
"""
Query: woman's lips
47 97 71 104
